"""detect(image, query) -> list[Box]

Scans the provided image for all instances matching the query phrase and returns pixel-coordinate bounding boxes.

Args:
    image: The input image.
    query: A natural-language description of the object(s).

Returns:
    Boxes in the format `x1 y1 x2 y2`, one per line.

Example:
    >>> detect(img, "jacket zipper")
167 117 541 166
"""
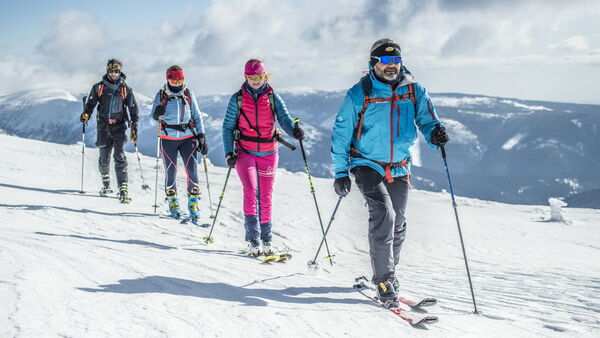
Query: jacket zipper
390 85 396 162
255 95 260 152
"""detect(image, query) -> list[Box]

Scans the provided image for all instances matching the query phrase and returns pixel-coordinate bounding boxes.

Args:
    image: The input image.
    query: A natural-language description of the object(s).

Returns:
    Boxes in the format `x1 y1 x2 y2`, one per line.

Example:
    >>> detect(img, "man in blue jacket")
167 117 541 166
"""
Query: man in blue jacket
331 39 449 307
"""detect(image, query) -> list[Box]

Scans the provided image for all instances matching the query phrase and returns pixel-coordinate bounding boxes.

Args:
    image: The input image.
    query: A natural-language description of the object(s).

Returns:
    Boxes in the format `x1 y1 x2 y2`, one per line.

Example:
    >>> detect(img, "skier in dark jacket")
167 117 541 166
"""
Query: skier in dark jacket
331 39 449 307
80 58 139 203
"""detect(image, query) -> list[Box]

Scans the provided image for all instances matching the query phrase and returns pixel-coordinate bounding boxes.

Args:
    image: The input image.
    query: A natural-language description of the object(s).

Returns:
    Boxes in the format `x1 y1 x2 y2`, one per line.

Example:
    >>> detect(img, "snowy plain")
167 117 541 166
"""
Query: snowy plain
0 134 599 337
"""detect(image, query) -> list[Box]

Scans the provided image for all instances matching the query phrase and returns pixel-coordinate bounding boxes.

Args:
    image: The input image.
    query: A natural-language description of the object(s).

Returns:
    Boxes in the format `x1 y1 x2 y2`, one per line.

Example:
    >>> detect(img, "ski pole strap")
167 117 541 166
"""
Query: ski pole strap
350 147 409 183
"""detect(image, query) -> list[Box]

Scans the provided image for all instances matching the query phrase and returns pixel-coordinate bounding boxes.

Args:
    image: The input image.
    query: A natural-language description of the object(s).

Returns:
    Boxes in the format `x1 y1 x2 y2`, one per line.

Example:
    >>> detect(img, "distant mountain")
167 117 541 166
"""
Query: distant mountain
564 188 600 209
1 87 598 206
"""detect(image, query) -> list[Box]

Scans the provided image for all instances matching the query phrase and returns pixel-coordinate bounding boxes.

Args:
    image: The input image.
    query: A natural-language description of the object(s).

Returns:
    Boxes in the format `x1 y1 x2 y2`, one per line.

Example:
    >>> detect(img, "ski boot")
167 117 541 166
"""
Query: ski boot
166 189 182 218
392 278 399 294
118 182 130 203
376 279 399 308
99 174 113 196
261 240 273 256
188 187 200 221
246 238 261 257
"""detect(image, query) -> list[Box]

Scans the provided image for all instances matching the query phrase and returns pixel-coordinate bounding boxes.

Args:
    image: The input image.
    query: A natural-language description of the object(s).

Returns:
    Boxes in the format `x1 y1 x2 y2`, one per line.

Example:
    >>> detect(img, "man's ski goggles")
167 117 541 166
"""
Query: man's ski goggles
372 56 402 65
107 63 122 70
168 78 184 84
107 69 121 74
246 74 266 81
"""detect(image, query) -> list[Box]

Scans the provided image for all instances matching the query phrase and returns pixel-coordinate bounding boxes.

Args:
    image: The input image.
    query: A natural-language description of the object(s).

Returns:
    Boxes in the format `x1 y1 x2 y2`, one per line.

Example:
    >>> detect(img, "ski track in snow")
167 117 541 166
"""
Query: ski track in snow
0 134 599 337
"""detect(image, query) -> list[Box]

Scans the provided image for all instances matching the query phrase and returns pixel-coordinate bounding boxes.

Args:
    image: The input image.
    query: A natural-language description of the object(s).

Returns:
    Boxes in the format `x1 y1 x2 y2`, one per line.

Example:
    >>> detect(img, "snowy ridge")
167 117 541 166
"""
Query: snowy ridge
0 134 599 336
0 88 79 105
0 87 599 206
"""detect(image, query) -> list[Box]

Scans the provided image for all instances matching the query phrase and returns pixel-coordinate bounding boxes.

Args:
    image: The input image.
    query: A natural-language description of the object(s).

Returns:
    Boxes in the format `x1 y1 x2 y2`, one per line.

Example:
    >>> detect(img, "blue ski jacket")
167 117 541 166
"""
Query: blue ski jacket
331 67 443 179
151 84 205 139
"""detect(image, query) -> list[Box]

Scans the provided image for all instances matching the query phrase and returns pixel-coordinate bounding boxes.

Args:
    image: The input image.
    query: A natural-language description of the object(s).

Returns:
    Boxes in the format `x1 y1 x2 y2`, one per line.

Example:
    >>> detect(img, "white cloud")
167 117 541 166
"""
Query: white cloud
551 36 591 52
35 11 109 73
1 0 600 104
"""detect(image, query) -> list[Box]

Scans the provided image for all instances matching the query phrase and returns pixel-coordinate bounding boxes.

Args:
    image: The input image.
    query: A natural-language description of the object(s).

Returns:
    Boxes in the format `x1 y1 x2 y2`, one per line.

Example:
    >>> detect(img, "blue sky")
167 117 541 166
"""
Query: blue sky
1 0 599 104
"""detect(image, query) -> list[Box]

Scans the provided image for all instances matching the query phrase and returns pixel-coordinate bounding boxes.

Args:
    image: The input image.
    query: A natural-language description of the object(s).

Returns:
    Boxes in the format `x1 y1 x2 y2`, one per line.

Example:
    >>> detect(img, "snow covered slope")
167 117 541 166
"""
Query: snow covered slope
0 134 599 337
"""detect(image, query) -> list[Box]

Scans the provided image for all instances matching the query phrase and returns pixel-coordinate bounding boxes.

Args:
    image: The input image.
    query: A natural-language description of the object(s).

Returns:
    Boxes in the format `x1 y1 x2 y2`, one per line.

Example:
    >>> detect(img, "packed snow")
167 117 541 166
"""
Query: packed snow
1 134 599 337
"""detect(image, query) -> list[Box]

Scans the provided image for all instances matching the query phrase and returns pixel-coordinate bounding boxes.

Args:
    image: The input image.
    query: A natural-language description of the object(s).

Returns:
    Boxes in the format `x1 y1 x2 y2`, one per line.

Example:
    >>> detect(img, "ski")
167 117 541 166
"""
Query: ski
352 281 438 326
238 249 292 264
119 196 132 204
354 276 437 308
179 216 210 227
398 296 437 308
98 188 118 199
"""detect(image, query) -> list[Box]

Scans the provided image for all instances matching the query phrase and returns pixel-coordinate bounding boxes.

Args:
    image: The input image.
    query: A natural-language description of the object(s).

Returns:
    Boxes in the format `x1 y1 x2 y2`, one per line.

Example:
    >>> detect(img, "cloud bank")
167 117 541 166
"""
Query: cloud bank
1 0 599 104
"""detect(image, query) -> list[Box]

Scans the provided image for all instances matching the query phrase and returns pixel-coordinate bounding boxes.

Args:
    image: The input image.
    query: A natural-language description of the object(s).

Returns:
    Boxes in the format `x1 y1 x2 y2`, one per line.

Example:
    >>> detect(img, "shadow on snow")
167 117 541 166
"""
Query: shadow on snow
77 275 363 307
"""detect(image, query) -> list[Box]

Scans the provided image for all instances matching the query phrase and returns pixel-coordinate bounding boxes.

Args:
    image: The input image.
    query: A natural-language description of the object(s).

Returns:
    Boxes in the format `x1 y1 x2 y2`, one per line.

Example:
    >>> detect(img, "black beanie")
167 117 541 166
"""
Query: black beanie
370 39 401 67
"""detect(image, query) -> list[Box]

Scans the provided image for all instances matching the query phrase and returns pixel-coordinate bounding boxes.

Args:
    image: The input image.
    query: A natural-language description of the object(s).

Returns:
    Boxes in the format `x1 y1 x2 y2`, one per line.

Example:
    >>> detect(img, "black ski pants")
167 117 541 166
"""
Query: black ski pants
96 123 128 187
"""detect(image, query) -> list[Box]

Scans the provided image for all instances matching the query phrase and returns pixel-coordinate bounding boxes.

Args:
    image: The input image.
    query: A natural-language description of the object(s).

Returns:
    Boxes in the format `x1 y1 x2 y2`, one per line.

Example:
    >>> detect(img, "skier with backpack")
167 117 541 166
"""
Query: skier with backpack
151 65 207 220
80 58 139 203
222 59 304 256
331 39 449 307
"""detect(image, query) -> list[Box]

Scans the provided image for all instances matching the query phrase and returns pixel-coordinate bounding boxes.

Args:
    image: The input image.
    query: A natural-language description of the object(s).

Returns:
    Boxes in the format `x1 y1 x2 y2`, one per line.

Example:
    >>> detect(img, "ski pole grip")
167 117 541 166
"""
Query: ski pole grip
440 145 447 159
293 118 300 128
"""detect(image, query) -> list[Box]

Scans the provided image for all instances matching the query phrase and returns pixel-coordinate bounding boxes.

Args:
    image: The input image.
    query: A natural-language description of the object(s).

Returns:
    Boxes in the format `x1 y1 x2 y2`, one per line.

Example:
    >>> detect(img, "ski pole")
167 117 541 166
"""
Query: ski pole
153 117 162 213
187 127 215 218
439 144 479 314
307 196 343 268
79 96 88 194
294 118 334 266
134 143 150 190
203 165 233 244
203 156 215 218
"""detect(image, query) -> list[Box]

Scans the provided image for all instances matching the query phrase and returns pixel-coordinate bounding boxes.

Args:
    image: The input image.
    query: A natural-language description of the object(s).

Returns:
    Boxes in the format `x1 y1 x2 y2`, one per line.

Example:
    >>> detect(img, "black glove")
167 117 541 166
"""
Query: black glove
130 122 138 143
430 124 449 146
196 133 208 155
153 105 166 120
80 113 90 123
226 152 238 168
333 176 351 197
293 126 305 140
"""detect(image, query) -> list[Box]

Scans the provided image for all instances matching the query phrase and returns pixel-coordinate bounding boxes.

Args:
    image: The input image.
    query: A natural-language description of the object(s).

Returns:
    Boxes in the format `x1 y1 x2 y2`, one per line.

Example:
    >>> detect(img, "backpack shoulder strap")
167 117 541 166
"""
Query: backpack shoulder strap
184 88 192 107
236 89 260 135
97 83 105 97
267 91 277 120
159 89 169 106
360 75 372 98
407 83 418 115
120 84 127 101
356 75 373 140
236 89 243 115
407 83 416 105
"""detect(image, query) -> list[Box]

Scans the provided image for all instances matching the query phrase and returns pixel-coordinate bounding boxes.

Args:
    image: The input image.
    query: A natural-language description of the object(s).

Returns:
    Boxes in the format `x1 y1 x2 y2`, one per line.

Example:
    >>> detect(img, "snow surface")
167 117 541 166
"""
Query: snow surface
1 134 599 337
502 132 527 150
0 88 79 105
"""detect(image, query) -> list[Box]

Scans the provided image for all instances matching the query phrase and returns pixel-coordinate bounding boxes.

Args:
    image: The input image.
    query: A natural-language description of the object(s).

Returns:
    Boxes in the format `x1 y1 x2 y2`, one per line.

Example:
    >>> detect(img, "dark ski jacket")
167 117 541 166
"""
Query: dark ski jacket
84 73 139 129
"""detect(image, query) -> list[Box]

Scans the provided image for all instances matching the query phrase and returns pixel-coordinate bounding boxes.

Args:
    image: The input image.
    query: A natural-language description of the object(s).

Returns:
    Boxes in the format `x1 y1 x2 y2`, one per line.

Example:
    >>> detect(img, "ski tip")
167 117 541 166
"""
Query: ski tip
414 316 439 326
